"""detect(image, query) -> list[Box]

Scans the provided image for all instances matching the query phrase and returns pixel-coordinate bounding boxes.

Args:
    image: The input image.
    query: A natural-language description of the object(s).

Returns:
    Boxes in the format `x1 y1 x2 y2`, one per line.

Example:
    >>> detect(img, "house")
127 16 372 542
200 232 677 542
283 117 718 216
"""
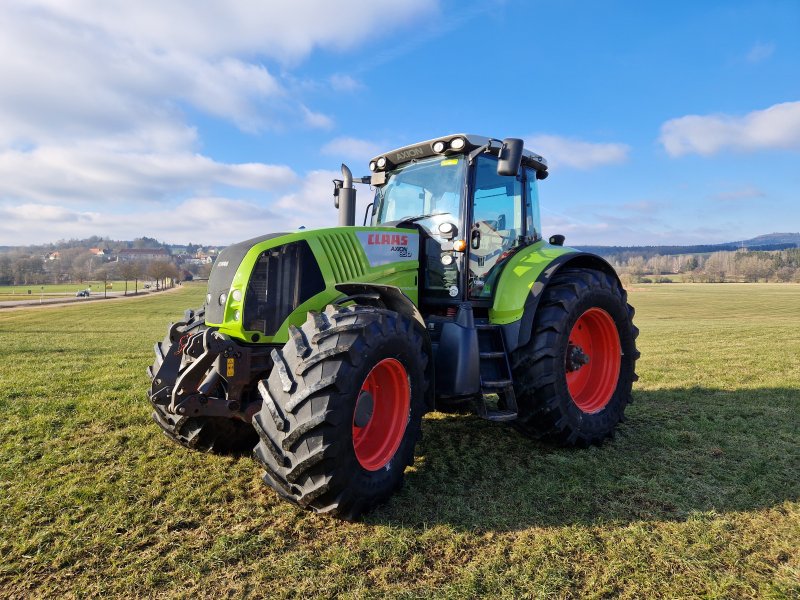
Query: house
117 248 171 262
89 248 106 256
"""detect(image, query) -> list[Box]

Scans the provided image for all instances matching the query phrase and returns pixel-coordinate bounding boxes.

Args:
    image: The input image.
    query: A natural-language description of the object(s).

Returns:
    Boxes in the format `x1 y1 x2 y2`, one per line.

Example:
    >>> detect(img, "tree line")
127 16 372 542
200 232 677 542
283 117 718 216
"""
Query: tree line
0 250 193 292
611 248 800 284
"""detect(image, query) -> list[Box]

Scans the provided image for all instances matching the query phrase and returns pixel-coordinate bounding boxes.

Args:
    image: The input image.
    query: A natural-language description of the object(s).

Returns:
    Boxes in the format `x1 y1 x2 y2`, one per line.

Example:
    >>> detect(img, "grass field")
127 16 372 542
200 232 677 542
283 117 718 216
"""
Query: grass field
0 281 147 302
0 283 798 598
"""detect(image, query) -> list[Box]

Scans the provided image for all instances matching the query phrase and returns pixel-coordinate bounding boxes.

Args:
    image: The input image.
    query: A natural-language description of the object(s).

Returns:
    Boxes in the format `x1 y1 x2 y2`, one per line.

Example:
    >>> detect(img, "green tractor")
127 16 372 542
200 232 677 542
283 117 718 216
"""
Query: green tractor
148 134 639 519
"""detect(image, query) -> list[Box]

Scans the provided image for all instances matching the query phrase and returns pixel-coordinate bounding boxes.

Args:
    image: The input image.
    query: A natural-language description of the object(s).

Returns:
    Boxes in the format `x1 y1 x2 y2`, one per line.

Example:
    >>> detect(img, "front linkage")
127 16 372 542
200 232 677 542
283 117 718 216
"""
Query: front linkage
147 308 271 450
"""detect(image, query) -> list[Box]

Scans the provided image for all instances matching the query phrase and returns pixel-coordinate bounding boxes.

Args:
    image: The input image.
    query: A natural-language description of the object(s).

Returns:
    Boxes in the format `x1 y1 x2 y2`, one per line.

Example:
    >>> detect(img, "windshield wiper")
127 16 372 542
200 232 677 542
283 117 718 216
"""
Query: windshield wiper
398 211 451 224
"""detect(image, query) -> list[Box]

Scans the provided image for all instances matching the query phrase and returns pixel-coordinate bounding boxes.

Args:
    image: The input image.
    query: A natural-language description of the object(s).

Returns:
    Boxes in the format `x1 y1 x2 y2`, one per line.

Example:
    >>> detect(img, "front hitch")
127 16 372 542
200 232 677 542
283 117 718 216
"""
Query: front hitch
148 318 262 422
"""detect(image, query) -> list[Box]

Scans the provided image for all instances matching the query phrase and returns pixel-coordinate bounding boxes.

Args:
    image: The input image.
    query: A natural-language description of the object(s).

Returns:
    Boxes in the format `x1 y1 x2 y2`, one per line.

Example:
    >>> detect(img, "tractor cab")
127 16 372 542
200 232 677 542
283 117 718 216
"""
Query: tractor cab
368 135 546 307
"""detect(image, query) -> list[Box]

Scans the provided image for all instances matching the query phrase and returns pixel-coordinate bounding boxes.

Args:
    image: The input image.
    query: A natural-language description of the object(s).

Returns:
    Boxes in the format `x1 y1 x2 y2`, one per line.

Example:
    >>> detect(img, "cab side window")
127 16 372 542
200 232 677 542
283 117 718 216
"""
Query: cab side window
469 155 523 297
525 167 542 242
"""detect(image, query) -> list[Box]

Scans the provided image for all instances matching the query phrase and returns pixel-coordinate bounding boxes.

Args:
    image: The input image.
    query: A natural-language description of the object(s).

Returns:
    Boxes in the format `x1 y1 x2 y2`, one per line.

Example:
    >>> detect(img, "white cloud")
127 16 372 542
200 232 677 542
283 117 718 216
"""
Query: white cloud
621 200 664 213
0 135 298 205
275 170 343 230
710 185 767 202
746 42 775 64
0 1 438 245
0 169 375 245
25 1 436 64
321 137 383 161
0 197 281 245
0 1 437 142
0 1 436 139
301 106 335 130
540 209 730 246
274 169 376 230
526 135 630 169
660 101 800 157
329 74 364 93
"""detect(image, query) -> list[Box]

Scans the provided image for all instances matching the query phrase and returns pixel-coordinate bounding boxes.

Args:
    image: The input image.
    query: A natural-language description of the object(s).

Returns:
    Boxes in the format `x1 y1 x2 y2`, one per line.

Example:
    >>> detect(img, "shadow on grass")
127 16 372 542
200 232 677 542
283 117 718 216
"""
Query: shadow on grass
367 387 800 531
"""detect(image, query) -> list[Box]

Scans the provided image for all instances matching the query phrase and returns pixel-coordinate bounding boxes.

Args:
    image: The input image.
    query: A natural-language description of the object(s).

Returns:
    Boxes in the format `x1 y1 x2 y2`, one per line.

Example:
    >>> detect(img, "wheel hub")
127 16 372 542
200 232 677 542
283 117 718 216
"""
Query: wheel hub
566 344 590 372
353 390 374 428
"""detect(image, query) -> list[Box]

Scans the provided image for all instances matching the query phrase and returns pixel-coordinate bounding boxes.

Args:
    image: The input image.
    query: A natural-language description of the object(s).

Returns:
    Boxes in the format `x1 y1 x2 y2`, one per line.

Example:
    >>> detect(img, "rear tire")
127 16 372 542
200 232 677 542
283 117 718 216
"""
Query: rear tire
510 268 639 446
252 305 429 520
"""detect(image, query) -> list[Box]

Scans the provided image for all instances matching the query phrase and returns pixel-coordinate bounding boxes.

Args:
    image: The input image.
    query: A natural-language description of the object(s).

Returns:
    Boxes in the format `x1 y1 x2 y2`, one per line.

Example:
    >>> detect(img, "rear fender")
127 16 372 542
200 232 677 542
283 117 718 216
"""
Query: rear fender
490 245 620 353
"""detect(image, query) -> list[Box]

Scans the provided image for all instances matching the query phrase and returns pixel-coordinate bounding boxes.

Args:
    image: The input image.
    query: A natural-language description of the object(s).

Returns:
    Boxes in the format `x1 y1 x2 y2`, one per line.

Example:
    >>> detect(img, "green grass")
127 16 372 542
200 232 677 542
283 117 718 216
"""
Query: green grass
0 281 145 302
0 283 798 598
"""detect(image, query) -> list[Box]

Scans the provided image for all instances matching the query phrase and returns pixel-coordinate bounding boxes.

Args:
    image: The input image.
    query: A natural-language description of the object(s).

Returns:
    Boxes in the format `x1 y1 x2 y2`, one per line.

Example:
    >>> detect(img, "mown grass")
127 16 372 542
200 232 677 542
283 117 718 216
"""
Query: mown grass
0 283 798 598
0 281 143 302
0 281 134 294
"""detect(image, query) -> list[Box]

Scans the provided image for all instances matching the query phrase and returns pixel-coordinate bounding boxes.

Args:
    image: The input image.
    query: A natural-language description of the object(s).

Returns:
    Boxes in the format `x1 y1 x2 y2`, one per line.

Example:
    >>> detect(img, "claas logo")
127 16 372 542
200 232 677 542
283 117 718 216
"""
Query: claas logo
367 233 409 246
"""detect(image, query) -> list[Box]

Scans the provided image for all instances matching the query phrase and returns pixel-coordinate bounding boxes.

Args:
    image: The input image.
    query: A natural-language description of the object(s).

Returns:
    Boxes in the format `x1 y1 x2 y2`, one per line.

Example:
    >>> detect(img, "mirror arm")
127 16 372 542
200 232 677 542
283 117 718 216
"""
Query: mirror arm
362 202 374 226
468 139 498 163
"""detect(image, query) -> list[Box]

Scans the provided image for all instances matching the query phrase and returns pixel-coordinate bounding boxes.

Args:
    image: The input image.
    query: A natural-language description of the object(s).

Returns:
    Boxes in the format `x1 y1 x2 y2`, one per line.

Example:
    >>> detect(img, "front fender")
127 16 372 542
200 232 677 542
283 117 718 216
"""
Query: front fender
334 283 435 412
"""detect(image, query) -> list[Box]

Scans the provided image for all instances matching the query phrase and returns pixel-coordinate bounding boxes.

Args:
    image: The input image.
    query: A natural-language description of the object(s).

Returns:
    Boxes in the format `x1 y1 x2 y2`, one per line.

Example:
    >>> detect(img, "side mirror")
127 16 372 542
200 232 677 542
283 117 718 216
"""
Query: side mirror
497 138 524 176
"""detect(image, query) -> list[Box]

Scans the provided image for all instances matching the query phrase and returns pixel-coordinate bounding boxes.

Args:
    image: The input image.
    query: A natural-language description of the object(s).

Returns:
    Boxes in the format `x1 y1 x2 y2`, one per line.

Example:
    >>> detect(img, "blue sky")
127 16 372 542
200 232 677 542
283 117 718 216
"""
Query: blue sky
0 0 797 246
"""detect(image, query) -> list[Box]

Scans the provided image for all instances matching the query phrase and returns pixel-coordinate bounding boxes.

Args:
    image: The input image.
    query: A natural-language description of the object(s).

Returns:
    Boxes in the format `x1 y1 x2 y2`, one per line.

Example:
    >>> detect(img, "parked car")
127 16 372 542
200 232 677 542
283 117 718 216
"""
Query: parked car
76 290 90 297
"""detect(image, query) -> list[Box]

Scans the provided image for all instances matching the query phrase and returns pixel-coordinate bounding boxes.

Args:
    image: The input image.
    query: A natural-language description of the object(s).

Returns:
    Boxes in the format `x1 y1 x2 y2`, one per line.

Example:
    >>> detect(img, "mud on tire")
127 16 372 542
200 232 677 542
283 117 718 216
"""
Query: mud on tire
252 304 429 521
510 268 639 446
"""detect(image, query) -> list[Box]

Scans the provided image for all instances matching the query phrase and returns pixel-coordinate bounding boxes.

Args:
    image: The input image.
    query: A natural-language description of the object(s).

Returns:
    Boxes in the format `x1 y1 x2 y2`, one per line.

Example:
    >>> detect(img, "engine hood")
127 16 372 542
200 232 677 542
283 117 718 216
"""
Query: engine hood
205 232 289 325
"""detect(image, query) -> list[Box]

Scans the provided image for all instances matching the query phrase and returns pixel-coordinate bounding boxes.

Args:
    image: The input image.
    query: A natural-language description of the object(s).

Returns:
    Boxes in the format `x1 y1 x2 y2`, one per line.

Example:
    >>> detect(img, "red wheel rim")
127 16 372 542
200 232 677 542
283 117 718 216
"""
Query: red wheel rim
565 308 621 413
352 358 410 471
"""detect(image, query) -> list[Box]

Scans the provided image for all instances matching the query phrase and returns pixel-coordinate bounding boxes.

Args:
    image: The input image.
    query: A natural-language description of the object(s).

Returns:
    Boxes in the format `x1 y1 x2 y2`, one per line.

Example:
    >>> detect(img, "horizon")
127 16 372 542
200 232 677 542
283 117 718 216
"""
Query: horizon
0 1 798 247
3 231 800 252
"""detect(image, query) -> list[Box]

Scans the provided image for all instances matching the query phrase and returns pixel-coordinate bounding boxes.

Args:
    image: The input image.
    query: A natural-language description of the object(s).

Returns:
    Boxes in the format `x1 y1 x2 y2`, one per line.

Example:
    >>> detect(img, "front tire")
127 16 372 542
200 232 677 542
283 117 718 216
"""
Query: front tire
151 404 258 454
510 268 639 446
252 305 429 520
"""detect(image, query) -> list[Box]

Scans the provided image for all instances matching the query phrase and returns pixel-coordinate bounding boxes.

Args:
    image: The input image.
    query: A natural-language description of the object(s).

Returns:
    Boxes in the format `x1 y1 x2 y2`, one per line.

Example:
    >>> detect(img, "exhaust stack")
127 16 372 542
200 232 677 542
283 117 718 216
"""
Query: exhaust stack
334 163 357 227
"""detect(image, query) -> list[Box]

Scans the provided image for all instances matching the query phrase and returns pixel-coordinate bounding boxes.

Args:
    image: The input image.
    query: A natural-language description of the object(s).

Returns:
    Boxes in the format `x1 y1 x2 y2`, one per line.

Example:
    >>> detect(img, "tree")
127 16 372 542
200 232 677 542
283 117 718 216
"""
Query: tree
0 255 12 285
703 252 729 283
119 261 140 296
147 260 179 290
11 255 45 285
627 256 646 283
776 266 795 282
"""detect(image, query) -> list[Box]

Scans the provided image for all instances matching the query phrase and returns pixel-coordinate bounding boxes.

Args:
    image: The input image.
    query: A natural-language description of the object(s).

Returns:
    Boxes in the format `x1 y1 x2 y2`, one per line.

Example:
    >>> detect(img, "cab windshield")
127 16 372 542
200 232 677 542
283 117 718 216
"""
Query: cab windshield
373 156 466 234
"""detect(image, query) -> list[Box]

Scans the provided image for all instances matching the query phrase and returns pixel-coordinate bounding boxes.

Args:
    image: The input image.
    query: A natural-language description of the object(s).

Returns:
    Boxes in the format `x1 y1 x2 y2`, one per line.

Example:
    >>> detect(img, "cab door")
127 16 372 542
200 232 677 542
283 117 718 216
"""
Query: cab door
468 155 525 298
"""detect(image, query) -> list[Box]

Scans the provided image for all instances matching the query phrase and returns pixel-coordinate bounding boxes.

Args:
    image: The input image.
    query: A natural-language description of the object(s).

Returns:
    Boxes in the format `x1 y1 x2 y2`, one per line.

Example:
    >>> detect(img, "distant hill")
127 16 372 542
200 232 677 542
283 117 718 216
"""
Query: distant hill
575 233 800 258
741 232 800 246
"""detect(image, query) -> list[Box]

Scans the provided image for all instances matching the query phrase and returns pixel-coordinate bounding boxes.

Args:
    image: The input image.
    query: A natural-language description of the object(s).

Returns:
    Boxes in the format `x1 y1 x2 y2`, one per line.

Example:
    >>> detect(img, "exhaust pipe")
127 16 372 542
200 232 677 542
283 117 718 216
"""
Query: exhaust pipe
335 163 357 227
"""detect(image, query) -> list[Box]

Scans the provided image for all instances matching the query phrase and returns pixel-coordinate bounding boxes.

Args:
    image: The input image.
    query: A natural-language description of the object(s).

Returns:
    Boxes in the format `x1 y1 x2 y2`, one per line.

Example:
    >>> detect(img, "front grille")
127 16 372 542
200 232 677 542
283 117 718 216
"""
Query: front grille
318 232 366 282
205 231 287 324
243 241 325 336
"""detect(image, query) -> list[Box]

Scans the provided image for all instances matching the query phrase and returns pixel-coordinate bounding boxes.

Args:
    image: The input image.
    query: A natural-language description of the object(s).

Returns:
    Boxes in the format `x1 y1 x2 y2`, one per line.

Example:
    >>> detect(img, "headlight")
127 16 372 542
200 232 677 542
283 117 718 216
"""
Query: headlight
376 157 387 169
218 292 227 306
450 137 466 150
231 289 242 302
369 160 377 171
206 293 212 304
234 310 241 321
432 140 445 153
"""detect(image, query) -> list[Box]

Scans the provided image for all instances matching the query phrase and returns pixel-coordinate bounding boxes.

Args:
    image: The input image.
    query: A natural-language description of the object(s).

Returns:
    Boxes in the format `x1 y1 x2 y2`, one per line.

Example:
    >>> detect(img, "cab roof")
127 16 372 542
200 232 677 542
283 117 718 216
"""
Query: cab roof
369 133 548 173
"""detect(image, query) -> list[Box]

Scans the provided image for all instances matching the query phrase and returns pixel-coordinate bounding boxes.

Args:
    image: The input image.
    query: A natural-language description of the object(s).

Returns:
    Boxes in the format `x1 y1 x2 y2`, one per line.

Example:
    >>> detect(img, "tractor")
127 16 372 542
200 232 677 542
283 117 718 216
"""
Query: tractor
148 134 639 520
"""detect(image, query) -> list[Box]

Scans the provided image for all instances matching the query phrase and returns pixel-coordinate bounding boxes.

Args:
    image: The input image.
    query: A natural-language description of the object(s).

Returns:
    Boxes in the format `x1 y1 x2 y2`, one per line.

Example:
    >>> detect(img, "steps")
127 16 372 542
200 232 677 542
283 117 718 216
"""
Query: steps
475 321 518 422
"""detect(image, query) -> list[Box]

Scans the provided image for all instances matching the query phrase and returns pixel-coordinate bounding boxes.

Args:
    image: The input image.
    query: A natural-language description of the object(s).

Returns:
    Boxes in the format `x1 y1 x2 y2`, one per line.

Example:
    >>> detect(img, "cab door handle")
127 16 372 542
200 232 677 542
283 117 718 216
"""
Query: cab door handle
471 228 481 250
